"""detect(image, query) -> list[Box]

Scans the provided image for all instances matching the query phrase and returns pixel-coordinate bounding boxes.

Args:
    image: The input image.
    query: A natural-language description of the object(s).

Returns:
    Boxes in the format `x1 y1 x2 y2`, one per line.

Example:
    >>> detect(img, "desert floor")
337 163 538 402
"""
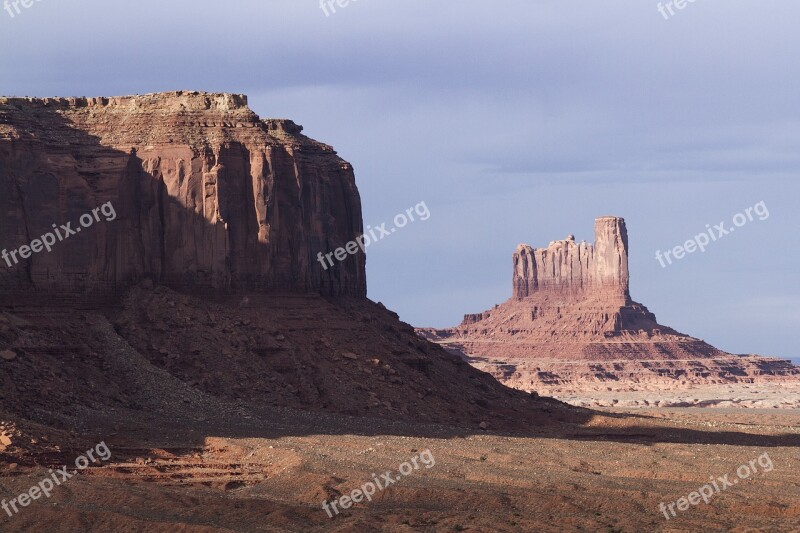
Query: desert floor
2 402 799 533
541 382 800 410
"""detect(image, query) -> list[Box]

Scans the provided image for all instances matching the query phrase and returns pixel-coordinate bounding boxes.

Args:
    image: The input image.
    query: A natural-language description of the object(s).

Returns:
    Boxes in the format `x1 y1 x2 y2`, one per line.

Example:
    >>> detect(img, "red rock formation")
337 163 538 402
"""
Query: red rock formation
0 91 573 430
420 217 799 391
0 92 365 299
513 216 628 300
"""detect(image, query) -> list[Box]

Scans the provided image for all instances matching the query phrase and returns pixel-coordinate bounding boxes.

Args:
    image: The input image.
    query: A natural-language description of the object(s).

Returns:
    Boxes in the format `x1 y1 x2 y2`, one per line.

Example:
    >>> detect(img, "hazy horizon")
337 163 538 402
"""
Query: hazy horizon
2 0 798 360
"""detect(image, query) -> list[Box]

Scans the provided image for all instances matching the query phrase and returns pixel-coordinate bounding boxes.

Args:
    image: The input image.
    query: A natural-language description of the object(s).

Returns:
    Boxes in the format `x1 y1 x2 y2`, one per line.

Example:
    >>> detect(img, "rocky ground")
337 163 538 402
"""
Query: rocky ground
1 404 799 532
0 285 575 433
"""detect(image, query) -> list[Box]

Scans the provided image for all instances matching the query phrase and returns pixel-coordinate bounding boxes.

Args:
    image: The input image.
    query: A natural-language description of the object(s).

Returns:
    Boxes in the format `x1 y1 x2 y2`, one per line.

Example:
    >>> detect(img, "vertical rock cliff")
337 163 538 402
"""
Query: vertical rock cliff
513 216 629 300
0 92 365 299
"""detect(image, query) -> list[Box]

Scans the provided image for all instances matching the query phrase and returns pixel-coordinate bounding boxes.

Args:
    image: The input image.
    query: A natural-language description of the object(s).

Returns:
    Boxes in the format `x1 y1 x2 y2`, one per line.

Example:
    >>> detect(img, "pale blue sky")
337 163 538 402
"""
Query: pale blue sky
2 0 798 360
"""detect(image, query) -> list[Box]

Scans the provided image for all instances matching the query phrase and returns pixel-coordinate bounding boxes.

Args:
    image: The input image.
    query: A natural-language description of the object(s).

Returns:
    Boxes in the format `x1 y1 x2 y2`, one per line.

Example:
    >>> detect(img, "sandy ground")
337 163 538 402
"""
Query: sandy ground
540 382 800 409
2 405 799 532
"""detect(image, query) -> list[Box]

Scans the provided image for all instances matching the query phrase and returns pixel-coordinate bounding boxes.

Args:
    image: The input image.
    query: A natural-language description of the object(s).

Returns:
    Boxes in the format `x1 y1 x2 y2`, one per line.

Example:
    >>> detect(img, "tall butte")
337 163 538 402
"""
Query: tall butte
420 216 799 392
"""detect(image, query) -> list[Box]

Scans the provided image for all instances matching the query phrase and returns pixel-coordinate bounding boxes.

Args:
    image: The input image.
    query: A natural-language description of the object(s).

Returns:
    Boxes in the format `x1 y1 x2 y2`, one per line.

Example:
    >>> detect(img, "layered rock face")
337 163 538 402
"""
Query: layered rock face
0 92 365 300
420 217 799 393
513 216 629 301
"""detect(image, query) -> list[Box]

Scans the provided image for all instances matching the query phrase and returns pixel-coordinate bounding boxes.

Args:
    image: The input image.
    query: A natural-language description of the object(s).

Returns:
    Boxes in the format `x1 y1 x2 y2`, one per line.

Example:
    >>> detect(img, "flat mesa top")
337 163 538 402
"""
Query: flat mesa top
0 91 250 111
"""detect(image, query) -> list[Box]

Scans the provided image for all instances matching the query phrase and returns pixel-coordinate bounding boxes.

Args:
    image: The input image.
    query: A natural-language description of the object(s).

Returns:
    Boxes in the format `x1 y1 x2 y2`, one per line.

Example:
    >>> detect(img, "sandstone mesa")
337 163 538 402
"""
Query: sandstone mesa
0 91 364 300
0 91 569 429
